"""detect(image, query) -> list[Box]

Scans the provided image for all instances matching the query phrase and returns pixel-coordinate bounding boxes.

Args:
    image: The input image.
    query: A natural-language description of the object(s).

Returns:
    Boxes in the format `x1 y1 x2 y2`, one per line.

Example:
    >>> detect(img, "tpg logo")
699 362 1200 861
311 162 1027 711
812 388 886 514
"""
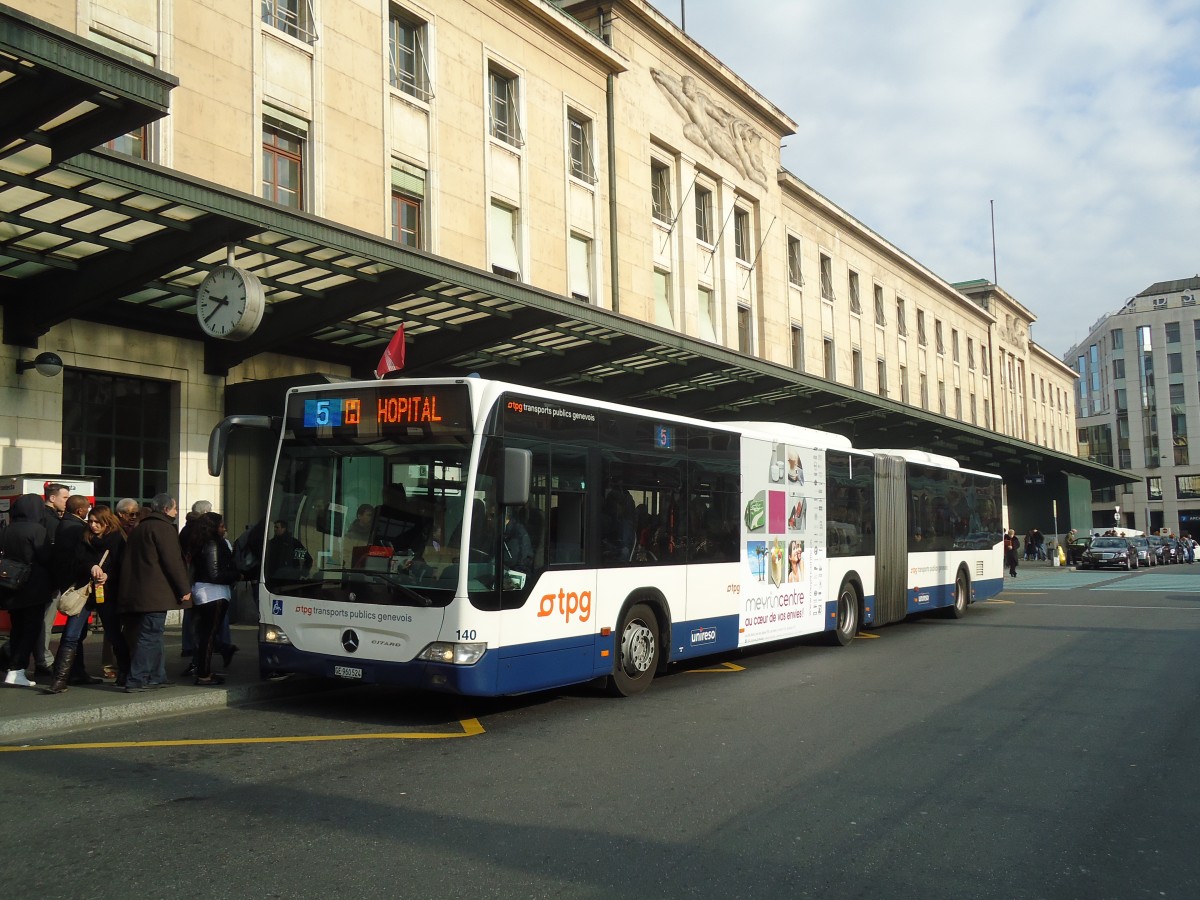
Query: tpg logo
537 587 591 623
690 626 717 645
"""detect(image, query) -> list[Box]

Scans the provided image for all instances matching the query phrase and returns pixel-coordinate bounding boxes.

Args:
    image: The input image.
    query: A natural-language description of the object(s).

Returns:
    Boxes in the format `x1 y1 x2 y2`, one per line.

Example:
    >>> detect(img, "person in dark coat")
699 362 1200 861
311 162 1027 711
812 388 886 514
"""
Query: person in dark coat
33 482 69 676
117 493 192 693
2 494 54 687
82 506 129 686
187 512 240 686
44 494 102 692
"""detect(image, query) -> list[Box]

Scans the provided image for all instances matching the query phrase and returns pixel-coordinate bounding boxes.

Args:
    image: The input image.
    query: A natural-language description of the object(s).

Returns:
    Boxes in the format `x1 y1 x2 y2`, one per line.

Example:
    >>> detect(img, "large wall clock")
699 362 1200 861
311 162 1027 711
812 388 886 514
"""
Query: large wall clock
196 265 266 341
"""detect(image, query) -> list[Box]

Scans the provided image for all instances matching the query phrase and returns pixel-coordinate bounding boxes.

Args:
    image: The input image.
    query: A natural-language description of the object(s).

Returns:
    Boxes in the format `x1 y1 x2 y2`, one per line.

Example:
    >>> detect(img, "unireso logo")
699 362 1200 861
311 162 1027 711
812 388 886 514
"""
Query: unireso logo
690 626 717 645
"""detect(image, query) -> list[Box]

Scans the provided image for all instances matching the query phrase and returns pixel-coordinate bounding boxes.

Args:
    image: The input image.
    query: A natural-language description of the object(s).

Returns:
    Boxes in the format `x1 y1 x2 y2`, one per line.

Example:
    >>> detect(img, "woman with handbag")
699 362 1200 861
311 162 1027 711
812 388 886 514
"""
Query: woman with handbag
46 505 126 693
188 512 240 686
1 494 54 687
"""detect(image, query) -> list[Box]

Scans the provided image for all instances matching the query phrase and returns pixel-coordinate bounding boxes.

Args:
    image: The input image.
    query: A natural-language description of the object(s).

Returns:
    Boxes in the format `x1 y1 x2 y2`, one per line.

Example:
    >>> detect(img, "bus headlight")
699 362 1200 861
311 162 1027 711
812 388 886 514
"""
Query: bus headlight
260 624 292 645
417 642 486 665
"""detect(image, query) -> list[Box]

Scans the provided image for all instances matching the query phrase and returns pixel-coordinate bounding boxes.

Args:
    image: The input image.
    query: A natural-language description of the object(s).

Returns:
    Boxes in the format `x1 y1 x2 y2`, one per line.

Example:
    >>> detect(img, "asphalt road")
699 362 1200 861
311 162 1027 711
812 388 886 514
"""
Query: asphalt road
3 570 1198 899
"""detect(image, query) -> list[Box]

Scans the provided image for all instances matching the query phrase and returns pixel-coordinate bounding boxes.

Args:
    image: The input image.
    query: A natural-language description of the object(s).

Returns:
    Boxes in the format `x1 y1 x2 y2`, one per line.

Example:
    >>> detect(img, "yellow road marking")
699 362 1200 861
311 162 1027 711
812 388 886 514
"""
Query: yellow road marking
854 631 880 639
990 596 1030 600
0 717 485 753
688 661 746 673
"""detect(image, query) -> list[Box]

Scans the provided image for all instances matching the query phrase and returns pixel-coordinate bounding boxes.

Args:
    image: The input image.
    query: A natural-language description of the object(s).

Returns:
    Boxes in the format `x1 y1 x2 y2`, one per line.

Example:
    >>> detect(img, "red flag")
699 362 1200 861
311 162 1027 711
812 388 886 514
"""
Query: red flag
374 324 406 379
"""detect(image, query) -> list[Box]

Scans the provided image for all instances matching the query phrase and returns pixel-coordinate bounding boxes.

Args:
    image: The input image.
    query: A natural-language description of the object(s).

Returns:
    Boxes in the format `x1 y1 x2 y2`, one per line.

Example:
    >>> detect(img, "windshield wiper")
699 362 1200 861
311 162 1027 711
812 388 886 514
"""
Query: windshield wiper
341 568 434 606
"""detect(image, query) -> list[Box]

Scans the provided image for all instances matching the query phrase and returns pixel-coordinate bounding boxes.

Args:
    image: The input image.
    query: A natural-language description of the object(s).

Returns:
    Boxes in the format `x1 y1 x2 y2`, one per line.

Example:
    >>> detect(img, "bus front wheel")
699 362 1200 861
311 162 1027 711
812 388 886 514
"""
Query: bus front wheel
826 580 859 646
608 602 660 696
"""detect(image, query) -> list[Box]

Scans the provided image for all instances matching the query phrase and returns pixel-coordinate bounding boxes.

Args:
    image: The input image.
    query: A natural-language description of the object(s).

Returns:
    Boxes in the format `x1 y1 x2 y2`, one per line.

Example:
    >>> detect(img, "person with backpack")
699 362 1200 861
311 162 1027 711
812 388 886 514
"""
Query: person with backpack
1 494 55 687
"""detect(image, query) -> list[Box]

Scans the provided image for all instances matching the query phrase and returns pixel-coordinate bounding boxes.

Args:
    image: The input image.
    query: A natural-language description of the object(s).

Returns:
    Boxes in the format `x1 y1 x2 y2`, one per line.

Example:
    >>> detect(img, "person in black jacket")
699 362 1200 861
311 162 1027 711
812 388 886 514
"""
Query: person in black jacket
187 512 240 686
44 494 103 692
2 494 54 687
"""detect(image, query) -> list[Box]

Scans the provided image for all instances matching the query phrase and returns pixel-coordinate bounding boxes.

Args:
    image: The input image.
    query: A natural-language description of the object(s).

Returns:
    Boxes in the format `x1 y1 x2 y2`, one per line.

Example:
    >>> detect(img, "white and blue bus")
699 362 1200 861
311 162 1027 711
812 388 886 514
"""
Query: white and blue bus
209 377 1004 696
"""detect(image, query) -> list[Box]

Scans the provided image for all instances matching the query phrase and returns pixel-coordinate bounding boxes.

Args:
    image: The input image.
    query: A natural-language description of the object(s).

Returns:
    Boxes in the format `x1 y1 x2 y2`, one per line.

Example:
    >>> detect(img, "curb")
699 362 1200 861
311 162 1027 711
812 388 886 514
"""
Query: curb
0 676 331 742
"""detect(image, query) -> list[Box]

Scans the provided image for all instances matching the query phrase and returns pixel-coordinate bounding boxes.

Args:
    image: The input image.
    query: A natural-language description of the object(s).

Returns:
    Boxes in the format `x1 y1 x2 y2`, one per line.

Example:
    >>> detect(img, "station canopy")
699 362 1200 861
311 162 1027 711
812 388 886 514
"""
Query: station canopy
0 8 1128 489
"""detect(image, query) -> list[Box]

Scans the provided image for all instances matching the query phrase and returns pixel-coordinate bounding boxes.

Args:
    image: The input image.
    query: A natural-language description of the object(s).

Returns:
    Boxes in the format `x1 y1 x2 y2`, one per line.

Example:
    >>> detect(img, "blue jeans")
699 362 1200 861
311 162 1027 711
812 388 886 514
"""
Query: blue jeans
123 612 167 688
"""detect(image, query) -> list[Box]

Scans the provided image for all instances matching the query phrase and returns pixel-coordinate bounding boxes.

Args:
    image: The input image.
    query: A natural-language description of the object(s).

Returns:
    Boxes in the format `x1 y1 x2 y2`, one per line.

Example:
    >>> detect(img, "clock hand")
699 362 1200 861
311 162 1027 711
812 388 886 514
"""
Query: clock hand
203 294 230 323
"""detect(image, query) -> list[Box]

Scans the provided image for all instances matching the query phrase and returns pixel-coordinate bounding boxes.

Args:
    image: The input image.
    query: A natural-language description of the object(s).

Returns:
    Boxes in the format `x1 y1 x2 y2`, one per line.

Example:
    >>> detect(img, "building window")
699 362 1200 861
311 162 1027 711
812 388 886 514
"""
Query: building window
695 187 713 243
733 208 750 263
738 305 753 354
1166 321 1181 343
951 329 960 363
1112 327 1125 349
489 201 521 278
1168 352 1184 374
819 254 834 301
900 365 909 404
938 380 946 414
896 299 908 336
877 359 888 397
61 370 172 509
389 9 431 99
970 393 977 424
104 127 149 160
982 346 990 376
569 234 592 302
848 271 861 314
919 373 929 409
984 398 991 429
823 338 836 380
874 285 886 326
651 160 672 223
787 236 803 286
791 325 804 371
655 269 673 328
967 337 975 369
262 0 316 44
1148 476 1163 501
390 160 425 248
262 118 305 209
568 112 596 184
698 286 717 342
489 67 523 147
1113 357 1125 380
852 348 863 389
1177 475 1200 499
955 387 962 418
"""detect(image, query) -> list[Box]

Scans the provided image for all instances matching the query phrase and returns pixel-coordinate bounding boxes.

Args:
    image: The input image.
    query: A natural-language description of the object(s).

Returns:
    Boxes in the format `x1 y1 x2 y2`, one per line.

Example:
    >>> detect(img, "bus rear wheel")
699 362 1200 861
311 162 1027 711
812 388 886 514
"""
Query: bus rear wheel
608 602 660 697
942 568 969 619
825 580 859 646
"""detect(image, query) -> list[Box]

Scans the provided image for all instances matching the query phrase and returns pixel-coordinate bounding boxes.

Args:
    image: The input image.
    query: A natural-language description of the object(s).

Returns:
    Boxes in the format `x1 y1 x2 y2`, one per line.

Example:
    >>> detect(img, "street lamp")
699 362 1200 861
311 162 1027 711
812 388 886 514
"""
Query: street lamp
15 351 63 377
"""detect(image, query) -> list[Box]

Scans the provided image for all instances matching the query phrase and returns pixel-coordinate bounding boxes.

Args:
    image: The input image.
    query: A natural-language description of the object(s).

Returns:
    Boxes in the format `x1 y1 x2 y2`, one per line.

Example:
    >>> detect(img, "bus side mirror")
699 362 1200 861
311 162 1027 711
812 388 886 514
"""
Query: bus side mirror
502 448 532 506
208 415 277 476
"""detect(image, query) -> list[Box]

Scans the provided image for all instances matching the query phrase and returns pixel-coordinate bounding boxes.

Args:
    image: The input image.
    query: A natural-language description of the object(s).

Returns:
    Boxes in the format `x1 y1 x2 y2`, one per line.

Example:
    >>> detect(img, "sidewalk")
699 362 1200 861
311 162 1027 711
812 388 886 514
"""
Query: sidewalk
1 623 326 742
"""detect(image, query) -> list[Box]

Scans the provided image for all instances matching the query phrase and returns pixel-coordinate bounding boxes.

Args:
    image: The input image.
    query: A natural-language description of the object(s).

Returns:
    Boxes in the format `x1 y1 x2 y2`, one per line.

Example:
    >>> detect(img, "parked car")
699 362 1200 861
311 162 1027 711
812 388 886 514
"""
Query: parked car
1148 535 1167 564
1066 536 1093 566
1079 536 1135 570
1163 538 1183 564
1128 536 1155 567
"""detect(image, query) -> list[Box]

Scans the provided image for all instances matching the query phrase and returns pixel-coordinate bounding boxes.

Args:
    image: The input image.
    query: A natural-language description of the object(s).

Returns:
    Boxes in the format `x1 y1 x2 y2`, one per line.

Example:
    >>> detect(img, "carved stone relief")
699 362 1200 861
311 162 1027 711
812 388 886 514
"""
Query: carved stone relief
651 68 769 188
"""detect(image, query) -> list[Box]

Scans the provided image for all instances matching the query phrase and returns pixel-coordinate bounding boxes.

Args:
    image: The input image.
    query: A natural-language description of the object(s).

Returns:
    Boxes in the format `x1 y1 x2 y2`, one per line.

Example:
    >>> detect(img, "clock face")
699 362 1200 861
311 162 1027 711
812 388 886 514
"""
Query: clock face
196 265 265 341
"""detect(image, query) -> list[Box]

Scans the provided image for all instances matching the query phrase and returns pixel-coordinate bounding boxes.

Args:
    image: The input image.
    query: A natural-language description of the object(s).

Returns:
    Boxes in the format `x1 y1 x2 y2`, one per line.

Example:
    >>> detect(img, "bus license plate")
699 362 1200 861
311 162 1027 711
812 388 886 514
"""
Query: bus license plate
333 665 363 680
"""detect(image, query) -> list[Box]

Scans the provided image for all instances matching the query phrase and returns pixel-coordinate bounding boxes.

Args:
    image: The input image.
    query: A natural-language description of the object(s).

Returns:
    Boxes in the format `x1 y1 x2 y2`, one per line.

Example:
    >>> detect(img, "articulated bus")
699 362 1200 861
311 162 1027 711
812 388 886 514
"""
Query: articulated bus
209 377 1004 697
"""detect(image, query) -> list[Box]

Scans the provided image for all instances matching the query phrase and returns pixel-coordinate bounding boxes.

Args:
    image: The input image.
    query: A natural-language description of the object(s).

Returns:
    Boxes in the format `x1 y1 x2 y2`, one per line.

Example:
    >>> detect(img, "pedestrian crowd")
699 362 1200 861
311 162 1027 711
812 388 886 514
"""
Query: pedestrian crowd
1 485 246 693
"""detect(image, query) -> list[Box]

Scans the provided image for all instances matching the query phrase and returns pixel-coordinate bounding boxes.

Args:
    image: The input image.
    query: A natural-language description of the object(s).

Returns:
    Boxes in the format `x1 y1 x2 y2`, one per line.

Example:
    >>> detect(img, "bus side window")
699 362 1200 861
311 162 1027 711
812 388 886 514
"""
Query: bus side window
550 494 585 564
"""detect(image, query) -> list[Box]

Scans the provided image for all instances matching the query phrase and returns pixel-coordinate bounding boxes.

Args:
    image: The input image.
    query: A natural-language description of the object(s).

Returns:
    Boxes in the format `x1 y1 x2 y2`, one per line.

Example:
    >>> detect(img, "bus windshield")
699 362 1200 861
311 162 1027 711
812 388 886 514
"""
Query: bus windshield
265 435 496 607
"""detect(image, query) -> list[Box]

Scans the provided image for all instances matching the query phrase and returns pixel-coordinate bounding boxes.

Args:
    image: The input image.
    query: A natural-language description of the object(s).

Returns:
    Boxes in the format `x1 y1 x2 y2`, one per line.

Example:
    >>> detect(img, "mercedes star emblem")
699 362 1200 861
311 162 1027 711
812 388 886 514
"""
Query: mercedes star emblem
341 629 360 653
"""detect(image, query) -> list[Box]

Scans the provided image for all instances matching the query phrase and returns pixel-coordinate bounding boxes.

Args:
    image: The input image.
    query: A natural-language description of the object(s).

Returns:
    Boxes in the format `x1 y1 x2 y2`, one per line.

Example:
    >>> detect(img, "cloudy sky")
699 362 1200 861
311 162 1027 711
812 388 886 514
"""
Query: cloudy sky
656 0 1200 358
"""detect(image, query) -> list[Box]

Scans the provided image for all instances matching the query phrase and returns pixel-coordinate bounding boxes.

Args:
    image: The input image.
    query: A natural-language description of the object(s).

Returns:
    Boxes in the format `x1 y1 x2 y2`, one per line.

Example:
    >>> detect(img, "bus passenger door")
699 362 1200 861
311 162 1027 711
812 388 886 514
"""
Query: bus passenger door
499 443 596 693
873 453 907 625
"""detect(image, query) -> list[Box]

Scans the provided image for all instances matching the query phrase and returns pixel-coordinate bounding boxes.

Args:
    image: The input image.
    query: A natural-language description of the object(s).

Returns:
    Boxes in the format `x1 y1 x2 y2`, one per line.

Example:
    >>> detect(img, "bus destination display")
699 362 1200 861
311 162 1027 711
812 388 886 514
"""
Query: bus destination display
293 386 470 437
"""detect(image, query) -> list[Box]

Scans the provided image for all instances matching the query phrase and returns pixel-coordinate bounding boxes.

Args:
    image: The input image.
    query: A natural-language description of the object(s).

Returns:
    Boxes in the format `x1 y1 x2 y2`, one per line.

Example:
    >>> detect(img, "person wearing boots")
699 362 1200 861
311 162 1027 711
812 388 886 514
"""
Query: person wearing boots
44 494 103 692
1 494 54 687
46 505 128 693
